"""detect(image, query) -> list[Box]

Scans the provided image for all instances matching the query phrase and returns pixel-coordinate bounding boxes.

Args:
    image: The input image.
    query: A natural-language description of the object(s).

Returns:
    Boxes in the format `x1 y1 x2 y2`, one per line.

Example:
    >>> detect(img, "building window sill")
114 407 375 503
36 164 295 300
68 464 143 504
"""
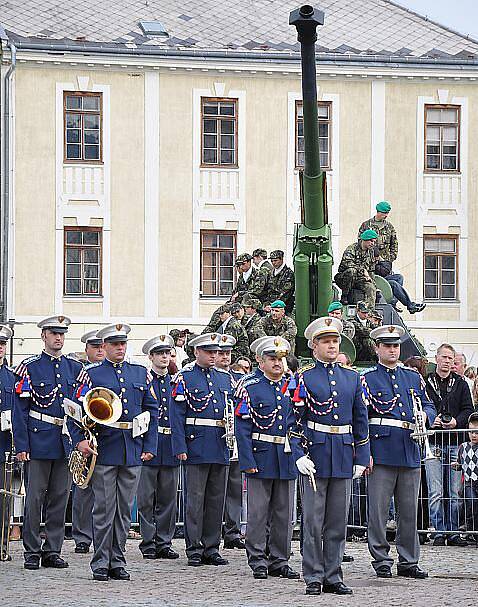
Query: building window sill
63 296 104 303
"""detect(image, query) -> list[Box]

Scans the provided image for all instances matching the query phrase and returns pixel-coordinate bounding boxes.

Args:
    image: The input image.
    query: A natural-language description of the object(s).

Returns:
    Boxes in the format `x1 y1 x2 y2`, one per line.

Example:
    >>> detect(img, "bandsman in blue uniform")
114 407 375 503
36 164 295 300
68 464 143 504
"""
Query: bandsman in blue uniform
215 334 246 551
235 336 299 580
72 329 105 556
68 323 158 581
362 325 436 579
0 325 16 561
170 333 232 567
137 334 180 560
13 316 85 570
290 317 370 596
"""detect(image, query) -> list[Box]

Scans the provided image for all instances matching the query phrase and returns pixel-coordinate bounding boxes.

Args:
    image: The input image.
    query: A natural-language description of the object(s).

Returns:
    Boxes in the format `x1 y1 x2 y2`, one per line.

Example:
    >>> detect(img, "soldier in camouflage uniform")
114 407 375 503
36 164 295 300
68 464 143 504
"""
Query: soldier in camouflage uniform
260 300 297 353
334 229 378 310
327 301 355 340
252 248 273 274
231 253 268 304
202 304 228 334
265 250 295 314
241 296 266 346
217 305 250 362
368 309 383 330
350 302 376 362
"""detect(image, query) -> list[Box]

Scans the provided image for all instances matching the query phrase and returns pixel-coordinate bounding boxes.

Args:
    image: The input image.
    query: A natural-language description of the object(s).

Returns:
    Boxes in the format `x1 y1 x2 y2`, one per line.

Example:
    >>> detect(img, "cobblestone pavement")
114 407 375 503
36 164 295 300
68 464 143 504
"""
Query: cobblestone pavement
1 538 476 606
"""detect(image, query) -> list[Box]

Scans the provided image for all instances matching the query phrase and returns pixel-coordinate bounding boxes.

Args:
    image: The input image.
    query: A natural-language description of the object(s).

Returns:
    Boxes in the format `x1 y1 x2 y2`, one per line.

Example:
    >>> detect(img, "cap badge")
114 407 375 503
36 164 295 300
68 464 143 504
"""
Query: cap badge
211 334 216 340
58 316 65 324
325 318 332 326
159 335 165 341
116 323 123 331
388 326 395 333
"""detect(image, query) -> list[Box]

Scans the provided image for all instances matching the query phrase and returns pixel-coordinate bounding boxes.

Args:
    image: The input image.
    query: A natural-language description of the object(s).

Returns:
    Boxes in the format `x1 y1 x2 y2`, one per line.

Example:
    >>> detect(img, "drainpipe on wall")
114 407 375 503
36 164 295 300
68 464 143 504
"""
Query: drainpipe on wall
0 29 16 323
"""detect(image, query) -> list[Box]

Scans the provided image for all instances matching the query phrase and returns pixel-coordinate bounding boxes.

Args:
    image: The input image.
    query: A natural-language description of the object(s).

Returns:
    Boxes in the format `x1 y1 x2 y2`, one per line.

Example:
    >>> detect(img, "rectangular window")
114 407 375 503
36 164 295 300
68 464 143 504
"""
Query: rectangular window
201 98 238 167
200 230 237 297
423 235 458 301
295 101 332 170
64 92 102 162
424 105 460 172
64 228 102 296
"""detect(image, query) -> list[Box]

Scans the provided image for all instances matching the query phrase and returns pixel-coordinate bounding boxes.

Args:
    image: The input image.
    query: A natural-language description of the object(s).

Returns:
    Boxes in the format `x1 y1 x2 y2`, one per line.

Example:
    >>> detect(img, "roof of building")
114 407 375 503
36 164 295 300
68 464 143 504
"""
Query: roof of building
1 0 478 63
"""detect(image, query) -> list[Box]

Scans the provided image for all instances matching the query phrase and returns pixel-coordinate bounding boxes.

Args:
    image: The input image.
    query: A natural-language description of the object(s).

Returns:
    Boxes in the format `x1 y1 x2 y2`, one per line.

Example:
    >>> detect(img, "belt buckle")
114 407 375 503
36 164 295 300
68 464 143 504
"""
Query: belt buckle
119 422 130 430
330 426 339 434
217 420 225 428
54 418 63 426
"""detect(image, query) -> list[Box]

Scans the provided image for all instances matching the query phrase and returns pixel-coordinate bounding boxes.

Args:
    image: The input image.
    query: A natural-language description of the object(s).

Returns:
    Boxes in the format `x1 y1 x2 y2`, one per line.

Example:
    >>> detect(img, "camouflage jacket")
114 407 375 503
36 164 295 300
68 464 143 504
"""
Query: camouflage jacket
350 317 376 361
232 267 268 304
202 305 226 334
337 242 375 278
219 318 250 361
242 312 266 345
255 260 273 274
265 265 295 312
358 217 398 262
260 314 297 353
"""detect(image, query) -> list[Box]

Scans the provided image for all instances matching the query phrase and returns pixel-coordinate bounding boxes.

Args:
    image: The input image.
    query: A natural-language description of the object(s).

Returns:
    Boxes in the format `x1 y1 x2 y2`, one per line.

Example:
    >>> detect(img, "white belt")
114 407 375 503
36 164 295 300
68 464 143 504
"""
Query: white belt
186 417 225 428
369 418 415 431
158 426 171 435
252 432 286 445
307 421 352 435
107 420 133 430
29 410 64 427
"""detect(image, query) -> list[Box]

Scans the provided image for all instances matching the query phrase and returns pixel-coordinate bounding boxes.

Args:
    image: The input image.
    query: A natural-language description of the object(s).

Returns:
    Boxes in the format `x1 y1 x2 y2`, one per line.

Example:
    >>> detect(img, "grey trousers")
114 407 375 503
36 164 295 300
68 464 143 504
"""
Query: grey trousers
137 465 179 554
301 475 351 586
0 461 13 558
72 483 94 547
367 464 421 571
245 477 294 572
223 460 242 542
23 459 71 559
184 463 228 559
89 464 141 572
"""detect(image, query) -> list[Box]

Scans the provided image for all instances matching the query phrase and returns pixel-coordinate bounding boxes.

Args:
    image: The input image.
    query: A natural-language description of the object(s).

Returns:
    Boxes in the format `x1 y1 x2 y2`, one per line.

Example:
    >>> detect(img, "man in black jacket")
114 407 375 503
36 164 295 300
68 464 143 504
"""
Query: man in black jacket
425 343 474 546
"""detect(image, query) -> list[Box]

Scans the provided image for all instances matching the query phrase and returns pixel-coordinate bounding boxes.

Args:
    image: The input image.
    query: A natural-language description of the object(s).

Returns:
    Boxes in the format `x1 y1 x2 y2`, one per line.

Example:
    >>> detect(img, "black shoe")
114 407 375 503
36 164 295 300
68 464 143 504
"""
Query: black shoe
24 555 40 570
306 582 322 595
75 543 90 554
188 554 204 567
397 565 428 579
253 566 268 579
202 553 229 566
433 536 446 546
447 536 468 547
391 303 404 313
142 551 158 559
92 568 109 581
157 547 179 559
224 538 246 550
109 567 130 581
376 565 392 578
323 582 353 595
41 555 69 568
1 554 12 562
268 565 300 579
342 553 354 563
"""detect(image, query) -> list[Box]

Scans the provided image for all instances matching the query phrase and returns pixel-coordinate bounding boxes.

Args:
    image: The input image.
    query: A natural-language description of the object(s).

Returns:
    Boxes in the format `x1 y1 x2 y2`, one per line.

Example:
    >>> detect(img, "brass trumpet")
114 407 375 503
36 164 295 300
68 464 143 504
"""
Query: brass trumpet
0 433 25 561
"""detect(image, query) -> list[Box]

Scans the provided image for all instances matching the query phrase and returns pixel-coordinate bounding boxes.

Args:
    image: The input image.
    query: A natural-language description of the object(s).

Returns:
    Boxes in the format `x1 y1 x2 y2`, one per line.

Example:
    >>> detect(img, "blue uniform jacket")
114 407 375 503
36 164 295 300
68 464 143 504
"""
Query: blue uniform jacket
170 362 232 465
0 362 16 463
361 364 436 468
290 361 370 478
13 352 84 459
68 359 158 466
235 373 297 480
144 370 178 467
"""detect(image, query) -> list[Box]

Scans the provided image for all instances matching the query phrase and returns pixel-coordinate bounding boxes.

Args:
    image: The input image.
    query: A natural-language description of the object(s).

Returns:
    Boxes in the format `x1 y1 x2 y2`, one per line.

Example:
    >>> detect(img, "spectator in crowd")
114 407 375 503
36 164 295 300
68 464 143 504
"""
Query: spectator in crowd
169 329 189 368
336 352 352 367
234 356 252 374
168 348 179 376
472 378 478 409
453 412 478 541
424 343 474 546
453 353 474 394
404 356 428 378
464 367 477 382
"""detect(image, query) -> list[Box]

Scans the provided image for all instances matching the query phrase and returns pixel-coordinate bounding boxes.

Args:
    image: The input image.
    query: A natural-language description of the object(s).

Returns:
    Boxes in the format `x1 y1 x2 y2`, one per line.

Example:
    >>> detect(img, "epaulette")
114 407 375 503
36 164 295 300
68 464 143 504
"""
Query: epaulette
215 367 230 374
85 361 102 370
180 361 196 373
298 362 315 374
242 376 260 389
21 354 41 366
361 366 377 375
337 363 358 374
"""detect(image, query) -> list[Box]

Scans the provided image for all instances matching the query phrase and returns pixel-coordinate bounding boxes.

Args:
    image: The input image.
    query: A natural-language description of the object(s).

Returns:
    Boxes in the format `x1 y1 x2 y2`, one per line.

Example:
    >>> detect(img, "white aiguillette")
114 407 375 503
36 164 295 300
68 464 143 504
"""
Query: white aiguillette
63 398 83 423
133 411 150 438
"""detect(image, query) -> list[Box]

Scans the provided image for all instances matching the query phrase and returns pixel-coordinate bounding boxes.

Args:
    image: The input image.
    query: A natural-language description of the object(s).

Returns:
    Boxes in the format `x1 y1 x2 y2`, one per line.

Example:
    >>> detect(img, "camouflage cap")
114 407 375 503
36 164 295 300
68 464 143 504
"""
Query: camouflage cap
356 301 371 313
370 309 384 320
219 303 232 314
252 248 268 258
229 302 244 314
235 253 252 265
269 250 284 260
242 296 262 310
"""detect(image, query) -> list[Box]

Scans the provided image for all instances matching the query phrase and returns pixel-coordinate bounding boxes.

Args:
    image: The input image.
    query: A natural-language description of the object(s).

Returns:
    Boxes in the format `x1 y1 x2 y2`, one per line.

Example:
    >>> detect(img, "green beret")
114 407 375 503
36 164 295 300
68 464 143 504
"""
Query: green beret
269 250 284 260
235 253 252 265
252 248 267 258
360 229 378 241
271 300 286 309
376 200 391 213
327 301 343 313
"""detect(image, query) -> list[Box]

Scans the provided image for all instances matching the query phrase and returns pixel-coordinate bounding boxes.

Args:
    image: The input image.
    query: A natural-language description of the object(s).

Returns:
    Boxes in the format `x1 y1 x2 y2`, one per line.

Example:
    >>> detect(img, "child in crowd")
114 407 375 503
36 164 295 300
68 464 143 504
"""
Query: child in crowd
454 413 478 540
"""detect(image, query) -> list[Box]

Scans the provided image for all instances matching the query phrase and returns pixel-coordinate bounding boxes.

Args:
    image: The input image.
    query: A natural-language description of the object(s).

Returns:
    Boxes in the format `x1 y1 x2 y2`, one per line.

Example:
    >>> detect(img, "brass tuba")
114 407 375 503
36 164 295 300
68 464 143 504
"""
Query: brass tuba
68 387 122 489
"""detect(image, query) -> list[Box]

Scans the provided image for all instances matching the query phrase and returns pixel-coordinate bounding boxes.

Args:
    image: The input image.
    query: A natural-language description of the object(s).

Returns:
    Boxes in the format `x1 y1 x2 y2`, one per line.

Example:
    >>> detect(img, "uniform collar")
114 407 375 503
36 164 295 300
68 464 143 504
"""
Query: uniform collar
195 362 214 372
378 362 399 372
243 266 253 282
42 350 63 362
151 368 168 378
105 357 125 369
273 263 285 276
315 359 336 368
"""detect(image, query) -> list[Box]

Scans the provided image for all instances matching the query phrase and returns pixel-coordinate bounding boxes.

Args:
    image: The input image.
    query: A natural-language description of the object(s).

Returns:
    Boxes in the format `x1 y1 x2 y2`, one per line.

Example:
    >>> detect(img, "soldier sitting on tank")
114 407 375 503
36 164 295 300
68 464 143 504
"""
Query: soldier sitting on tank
368 309 384 330
350 302 376 362
252 248 273 274
359 201 426 315
334 229 378 309
264 250 295 315
241 296 266 346
231 253 268 305
327 301 355 340
217 304 250 362
260 300 297 354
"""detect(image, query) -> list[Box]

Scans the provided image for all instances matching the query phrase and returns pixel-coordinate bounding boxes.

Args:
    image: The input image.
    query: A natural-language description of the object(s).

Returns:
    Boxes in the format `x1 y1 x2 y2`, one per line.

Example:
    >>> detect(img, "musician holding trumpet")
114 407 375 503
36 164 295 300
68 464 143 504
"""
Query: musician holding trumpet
363 325 436 580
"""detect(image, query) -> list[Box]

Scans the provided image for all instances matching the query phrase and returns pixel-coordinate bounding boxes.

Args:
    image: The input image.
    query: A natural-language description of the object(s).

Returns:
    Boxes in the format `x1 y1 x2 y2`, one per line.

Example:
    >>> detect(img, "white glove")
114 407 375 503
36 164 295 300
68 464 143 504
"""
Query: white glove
296 455 316 476
353 465 366 480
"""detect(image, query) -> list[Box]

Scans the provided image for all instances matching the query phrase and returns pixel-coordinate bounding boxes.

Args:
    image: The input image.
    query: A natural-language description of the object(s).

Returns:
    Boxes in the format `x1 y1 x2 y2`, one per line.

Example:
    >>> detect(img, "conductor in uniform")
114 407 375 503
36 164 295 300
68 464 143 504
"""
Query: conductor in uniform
362 325 436 579
70 323 158 581
137 334 180 560
290 317 370 596
72 329 105 555
170 333 232 567
235 336 299 580
13 316 85 570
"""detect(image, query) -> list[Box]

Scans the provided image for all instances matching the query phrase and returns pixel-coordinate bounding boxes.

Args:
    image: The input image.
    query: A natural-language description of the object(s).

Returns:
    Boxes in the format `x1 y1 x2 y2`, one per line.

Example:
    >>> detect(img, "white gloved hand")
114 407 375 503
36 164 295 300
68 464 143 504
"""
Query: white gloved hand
296 455 316 476
353 465 366 480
